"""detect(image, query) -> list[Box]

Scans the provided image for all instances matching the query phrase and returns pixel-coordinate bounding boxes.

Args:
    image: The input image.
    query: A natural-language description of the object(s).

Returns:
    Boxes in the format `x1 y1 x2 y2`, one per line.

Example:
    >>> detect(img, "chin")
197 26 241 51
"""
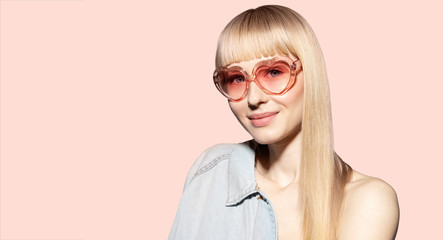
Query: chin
247 123 301 146
248 129 283 145
251 138 274 145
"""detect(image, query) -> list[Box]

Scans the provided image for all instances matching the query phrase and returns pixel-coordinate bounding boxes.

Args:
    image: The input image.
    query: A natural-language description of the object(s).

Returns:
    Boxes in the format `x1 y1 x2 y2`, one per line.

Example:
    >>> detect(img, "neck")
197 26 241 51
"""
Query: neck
255 126 302 188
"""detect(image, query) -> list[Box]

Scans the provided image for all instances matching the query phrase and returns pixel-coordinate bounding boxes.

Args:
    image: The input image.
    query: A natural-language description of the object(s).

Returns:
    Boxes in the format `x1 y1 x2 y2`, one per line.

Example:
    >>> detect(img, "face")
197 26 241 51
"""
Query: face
227 56 304 145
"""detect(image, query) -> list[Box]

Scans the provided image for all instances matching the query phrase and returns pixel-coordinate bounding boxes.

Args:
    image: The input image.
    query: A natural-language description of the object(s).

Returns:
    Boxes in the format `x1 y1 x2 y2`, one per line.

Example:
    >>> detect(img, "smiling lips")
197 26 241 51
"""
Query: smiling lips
247 112 279 127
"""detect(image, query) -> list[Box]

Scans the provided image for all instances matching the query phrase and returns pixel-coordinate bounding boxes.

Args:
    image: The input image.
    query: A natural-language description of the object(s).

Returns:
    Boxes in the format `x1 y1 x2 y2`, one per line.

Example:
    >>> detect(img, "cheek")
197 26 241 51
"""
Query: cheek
293 71 304 97
228 102 243 122
280 72 304 111
228 101 252 133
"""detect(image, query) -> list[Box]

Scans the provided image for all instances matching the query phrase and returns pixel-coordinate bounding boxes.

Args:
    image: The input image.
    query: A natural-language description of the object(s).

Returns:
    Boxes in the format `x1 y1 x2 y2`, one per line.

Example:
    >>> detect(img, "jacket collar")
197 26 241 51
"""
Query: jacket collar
225 142 260 206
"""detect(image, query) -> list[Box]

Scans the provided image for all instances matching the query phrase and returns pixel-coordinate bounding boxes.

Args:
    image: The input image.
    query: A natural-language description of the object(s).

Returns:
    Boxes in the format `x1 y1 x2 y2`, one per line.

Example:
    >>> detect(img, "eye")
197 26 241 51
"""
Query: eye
228 75 246 84
268 69 282 77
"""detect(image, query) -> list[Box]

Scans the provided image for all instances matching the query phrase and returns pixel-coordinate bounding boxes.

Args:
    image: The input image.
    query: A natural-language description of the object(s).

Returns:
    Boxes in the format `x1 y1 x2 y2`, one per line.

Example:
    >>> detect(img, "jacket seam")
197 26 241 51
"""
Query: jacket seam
252 199 260 240
226 144 238 205
188 153 230 186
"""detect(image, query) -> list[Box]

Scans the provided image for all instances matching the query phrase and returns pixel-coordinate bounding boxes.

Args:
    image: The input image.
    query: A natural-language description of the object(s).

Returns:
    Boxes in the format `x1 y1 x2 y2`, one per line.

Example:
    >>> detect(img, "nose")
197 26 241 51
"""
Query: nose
247 81 269 109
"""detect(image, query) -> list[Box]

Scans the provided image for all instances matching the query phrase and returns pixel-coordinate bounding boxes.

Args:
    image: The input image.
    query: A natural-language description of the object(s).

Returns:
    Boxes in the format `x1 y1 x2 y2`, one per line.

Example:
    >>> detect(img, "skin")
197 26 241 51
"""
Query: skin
227 56 399 240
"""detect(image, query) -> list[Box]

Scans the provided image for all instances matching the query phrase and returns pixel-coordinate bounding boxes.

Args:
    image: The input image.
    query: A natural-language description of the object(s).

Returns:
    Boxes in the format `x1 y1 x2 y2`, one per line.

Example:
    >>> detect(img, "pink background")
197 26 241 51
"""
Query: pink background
1 0 442 239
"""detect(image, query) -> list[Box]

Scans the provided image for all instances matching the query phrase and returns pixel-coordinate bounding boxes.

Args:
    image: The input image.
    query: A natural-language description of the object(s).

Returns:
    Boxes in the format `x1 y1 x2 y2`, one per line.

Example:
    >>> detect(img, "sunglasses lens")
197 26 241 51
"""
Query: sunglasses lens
255 61 292 93
215 70 247 100
214 58 296 101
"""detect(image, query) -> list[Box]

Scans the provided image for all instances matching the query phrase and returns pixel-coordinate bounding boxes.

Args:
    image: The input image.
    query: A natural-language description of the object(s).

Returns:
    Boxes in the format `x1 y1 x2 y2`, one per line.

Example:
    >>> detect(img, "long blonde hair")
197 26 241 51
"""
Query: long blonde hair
215 5 353 240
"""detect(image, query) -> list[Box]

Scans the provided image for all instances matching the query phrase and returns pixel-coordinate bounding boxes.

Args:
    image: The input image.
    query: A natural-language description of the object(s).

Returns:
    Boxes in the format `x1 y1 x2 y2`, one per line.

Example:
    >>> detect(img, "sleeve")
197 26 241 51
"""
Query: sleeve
182 148 211 192
168 147 212 240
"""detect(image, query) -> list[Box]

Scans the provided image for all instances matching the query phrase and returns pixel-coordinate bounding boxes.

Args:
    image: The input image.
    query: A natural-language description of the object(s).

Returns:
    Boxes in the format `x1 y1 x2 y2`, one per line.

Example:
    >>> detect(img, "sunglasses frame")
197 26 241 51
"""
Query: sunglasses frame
213 56 301 102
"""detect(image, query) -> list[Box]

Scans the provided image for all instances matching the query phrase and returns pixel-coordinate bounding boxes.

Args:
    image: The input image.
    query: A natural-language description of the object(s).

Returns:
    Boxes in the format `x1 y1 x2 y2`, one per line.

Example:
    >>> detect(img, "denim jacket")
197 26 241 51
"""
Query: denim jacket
169 142 278 240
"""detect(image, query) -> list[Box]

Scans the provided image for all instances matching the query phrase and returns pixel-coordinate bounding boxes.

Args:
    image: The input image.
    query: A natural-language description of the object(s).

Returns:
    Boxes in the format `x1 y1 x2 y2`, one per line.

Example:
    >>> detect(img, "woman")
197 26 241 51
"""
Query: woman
169 5 399 240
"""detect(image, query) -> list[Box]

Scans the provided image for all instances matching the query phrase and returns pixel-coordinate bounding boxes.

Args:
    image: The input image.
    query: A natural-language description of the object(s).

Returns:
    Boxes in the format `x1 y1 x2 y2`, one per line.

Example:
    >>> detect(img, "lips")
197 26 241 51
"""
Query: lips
247 112 279 127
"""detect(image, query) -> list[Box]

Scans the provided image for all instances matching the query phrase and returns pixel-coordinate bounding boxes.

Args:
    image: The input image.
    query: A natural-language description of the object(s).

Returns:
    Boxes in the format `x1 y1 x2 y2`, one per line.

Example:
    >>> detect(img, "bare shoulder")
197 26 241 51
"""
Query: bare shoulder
339 171 400 240
345 171 398 204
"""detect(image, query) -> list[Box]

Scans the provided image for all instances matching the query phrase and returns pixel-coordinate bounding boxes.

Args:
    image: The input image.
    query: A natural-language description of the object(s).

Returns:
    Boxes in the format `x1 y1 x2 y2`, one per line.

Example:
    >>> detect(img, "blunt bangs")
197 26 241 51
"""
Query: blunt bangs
215 7 299 67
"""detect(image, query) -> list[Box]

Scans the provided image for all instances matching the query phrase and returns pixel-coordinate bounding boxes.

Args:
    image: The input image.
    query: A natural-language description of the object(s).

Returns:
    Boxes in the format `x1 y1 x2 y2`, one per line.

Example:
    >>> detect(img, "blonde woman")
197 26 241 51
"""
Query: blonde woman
169 5 399 240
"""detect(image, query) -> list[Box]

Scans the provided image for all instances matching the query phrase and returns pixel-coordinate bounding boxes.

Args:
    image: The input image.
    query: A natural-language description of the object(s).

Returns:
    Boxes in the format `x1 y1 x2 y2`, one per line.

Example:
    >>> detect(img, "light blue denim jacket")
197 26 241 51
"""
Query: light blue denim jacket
169 142 278 240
